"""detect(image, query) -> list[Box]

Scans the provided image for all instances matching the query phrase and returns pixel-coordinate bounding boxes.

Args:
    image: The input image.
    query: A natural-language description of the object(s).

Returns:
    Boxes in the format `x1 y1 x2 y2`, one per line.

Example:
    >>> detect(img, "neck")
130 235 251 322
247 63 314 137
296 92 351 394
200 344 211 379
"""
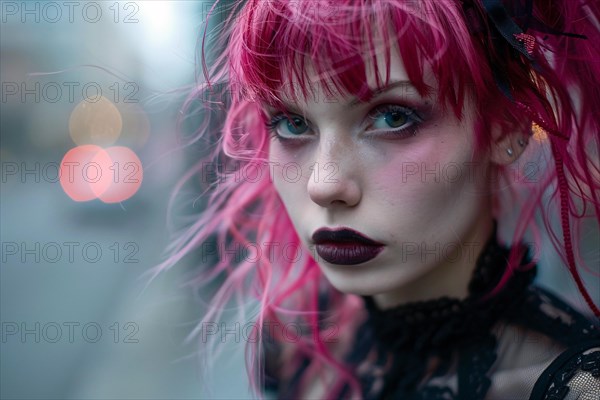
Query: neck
372 216 495 310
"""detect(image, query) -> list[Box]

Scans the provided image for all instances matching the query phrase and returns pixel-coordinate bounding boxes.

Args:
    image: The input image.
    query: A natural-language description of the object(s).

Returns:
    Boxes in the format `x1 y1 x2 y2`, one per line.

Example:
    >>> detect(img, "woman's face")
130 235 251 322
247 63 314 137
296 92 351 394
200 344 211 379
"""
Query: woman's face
266 46 495 308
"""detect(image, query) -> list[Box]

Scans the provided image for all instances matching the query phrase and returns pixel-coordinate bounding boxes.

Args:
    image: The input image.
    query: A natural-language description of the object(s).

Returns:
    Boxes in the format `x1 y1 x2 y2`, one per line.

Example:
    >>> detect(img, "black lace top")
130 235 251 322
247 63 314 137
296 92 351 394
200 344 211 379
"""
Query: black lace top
264 229 600 399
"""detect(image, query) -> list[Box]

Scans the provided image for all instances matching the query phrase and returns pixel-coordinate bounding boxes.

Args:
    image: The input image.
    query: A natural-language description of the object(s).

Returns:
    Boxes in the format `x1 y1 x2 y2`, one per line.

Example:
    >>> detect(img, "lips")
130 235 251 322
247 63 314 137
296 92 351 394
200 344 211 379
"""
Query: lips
311 228 384 265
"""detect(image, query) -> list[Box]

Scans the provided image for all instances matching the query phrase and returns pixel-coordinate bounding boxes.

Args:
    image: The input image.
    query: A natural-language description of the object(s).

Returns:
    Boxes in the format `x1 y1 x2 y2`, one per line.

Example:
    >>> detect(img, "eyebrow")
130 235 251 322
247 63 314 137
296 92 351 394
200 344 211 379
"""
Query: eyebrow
348 80 418 107
269 80 422 114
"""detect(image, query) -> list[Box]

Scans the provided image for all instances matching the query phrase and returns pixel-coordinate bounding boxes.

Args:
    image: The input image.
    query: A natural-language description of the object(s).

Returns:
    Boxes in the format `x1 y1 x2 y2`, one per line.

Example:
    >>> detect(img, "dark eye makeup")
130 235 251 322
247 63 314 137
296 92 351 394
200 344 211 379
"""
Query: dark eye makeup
265 103 425 144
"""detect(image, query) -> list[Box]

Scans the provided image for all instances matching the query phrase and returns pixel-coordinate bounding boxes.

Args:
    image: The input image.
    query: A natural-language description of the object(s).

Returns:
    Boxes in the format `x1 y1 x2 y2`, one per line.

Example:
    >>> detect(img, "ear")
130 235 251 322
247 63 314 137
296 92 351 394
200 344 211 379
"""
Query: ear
489 121 531 165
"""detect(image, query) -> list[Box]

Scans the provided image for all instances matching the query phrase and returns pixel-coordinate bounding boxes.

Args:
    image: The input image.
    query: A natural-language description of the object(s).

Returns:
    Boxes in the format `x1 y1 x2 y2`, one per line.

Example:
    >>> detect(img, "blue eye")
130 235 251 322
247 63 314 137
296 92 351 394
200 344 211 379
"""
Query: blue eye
376 110 407 128
265 104 423 143
266 114 310 139
285 116 309 135
369 104 423 135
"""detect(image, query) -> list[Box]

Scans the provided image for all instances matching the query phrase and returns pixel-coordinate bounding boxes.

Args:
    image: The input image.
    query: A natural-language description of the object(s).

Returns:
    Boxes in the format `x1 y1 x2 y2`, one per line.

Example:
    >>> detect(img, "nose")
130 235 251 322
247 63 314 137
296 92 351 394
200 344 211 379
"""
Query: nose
307 137 362 207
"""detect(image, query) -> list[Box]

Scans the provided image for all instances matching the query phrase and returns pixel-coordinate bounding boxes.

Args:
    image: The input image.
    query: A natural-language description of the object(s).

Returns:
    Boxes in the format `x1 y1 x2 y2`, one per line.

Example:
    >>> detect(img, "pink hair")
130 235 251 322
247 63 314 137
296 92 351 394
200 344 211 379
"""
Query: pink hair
152 0 600 398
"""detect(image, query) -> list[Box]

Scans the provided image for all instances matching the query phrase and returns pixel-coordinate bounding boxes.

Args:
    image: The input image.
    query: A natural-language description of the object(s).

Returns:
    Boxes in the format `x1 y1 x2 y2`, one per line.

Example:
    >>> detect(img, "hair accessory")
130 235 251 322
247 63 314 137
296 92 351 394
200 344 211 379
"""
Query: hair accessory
513 33 536 55
464 0 589 101
480 0 587 60
517 138 526 147
506 148 514 156
480 0 535 61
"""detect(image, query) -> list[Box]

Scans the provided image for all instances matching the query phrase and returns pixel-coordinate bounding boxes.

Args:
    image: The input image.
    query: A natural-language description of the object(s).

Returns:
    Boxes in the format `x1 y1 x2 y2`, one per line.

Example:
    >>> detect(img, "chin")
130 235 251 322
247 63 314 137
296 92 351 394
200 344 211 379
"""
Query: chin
320 270 407 297
318 260 437 301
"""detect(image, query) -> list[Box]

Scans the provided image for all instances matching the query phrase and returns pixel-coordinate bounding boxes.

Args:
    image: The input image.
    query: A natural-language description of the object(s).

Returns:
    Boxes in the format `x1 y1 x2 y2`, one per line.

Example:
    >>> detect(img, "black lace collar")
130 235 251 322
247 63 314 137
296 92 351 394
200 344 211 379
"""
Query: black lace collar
349 225 538 399
359 224 537 355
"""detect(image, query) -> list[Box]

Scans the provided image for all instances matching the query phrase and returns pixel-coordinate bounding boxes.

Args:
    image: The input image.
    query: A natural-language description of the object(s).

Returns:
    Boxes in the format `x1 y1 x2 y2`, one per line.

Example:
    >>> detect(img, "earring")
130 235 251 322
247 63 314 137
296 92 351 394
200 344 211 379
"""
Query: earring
506 148 514 156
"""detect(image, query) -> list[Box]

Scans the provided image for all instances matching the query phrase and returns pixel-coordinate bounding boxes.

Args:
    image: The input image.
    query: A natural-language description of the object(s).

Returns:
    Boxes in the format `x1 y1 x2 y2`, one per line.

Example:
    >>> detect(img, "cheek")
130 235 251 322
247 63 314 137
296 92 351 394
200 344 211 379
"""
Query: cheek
271 173 298 208
268 144 308 212
268 143 286 192
370 128 484 223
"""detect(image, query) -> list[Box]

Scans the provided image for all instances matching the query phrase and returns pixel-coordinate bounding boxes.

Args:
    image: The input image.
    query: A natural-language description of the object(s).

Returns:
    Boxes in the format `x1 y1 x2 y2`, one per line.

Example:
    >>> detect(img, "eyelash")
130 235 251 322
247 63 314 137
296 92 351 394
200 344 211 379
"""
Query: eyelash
265 104 424 143
264 114 302 142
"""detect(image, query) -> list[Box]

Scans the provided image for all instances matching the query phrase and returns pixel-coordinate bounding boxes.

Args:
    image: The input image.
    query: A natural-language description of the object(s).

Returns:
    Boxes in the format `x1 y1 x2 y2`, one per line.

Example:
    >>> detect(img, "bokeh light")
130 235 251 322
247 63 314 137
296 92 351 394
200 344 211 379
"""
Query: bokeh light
91 146 143 203
69 96 123 146
60 145 143 203
59 145 112 202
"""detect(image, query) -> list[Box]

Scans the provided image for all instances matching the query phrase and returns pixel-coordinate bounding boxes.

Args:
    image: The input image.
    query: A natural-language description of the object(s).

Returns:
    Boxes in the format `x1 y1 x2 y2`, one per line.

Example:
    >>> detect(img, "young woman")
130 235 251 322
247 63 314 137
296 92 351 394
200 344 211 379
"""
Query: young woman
157 0 600 398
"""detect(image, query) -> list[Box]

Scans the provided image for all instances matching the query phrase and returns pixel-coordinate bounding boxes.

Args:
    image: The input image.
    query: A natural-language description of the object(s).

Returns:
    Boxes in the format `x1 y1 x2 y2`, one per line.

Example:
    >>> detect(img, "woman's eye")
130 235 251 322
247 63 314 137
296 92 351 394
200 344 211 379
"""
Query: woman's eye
368 104 423 136
266 114 310 139
285 116 309 135
375 110 408 128
266 105 423 142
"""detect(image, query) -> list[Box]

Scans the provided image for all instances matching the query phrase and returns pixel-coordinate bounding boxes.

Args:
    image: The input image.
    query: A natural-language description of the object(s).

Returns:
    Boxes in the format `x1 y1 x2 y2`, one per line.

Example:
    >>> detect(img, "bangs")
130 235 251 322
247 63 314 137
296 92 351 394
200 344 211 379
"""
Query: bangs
227 0 486 115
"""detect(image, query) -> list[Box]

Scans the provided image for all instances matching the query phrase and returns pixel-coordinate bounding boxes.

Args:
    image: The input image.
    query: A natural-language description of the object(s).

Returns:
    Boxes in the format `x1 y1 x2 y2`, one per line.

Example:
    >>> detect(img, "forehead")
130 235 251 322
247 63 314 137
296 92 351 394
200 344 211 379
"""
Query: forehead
269 44 434 111
233 0 472 117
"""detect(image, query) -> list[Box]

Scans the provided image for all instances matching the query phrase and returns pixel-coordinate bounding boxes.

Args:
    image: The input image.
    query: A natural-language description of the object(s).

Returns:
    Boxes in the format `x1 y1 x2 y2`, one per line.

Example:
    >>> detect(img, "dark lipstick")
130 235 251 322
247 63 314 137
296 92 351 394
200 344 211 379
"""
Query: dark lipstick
311 228 384 265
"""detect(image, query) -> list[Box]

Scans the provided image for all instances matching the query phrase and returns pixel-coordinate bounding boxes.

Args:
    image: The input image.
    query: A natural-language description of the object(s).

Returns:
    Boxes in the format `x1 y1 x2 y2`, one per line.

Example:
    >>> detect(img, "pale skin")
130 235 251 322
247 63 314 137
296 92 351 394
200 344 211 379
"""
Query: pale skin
265 44 527 310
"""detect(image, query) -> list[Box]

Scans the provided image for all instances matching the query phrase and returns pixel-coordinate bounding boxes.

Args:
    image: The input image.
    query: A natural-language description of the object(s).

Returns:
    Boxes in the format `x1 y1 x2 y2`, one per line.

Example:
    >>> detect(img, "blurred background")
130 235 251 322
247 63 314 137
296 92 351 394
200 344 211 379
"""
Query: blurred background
0 1 598 400
1 1 252 399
